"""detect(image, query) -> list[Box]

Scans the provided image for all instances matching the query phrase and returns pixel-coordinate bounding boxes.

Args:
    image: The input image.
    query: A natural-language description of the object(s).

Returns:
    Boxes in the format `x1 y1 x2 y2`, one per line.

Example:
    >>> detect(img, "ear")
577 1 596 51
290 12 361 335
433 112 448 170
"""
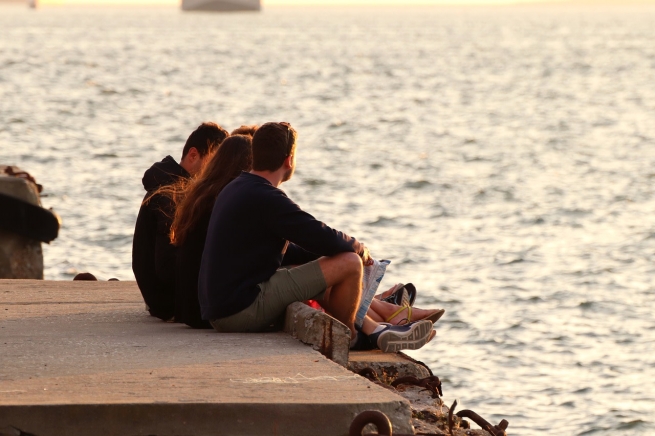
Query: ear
283 155 293 169
187 147 200 162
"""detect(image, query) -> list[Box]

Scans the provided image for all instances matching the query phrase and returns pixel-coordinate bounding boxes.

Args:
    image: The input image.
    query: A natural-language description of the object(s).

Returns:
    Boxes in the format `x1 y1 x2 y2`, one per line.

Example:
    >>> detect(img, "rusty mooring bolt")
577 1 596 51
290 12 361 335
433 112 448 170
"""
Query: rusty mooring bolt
448 399 509 436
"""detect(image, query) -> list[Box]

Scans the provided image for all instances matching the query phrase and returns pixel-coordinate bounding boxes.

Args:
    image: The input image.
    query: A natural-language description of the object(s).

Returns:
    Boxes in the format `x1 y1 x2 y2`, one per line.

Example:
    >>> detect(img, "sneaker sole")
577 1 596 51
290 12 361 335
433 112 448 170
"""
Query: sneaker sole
426 309 445 324
377 320 434 353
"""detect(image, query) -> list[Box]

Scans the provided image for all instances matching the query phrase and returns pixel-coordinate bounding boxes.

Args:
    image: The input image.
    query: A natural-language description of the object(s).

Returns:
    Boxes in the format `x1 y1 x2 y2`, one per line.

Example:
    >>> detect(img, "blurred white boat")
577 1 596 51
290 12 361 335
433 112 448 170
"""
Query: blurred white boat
181 0 260 11
0 0 33 4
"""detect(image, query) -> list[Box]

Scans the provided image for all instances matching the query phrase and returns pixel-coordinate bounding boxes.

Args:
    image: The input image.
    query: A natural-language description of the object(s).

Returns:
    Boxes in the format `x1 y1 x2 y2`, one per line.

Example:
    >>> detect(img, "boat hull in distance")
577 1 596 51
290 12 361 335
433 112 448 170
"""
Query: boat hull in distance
181 0 261 12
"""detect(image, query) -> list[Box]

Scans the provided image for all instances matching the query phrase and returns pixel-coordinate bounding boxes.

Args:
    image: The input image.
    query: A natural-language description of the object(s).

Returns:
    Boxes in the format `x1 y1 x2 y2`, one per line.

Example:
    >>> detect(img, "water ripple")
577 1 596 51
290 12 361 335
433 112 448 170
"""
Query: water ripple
1 4 655 434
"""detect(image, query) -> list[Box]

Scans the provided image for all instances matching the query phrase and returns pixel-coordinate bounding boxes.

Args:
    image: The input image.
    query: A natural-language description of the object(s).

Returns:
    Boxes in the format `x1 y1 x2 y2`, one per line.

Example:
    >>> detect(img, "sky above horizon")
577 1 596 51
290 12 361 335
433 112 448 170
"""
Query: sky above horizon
35 0 611 6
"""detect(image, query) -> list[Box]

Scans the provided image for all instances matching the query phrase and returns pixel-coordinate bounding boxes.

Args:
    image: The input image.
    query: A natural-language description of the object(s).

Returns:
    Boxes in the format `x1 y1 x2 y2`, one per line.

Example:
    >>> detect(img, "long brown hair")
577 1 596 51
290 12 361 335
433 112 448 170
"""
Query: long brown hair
168 134 252 246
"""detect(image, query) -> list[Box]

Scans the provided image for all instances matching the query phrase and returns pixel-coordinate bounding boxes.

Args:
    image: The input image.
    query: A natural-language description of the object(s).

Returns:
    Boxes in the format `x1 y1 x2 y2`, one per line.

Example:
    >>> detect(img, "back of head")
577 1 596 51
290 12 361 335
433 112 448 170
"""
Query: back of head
171 134 253 246
203 135 253 184
182 122 229 159
230 125 259 137
251 122 297 172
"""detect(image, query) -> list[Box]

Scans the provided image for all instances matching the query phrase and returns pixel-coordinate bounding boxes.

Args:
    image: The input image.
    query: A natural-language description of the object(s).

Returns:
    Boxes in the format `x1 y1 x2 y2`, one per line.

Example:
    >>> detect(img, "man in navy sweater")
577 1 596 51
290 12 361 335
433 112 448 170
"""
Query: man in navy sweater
198 122 434 352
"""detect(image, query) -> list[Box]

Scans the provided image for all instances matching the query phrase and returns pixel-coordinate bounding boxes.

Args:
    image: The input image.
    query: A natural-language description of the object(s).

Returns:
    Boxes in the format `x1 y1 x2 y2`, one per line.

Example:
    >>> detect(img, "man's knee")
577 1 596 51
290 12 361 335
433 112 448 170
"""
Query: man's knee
335 252 362 276
319 252 363 283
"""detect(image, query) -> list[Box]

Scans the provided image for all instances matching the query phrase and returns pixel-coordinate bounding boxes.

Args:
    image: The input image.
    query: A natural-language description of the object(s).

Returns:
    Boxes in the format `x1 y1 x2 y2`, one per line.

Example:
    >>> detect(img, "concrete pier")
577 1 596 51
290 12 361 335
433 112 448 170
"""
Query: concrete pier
0 280 414 436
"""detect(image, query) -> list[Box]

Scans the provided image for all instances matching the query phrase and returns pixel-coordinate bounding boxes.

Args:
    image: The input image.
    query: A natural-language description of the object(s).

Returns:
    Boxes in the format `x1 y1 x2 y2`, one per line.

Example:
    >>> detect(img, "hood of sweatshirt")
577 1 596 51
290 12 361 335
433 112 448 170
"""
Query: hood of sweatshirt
142 155 190 193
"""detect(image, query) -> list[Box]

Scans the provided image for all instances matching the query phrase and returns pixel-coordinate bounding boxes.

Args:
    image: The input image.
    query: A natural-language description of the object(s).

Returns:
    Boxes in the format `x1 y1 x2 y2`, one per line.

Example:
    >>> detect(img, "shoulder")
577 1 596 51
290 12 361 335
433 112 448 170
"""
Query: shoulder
221 174 295 213
225 173 286 199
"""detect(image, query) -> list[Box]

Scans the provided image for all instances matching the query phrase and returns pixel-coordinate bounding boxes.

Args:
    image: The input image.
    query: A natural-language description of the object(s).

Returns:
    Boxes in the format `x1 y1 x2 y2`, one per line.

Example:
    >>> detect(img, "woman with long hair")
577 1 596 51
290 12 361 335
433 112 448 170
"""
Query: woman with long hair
157 132 442 331
166 134 253 328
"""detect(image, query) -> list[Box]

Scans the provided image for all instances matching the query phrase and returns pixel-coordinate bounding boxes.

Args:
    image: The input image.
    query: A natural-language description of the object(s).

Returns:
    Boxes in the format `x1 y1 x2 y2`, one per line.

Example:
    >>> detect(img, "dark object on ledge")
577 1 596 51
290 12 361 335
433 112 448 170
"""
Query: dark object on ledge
0 166 59 243
0 193 60 243
72 273 121 281
73 273 98 281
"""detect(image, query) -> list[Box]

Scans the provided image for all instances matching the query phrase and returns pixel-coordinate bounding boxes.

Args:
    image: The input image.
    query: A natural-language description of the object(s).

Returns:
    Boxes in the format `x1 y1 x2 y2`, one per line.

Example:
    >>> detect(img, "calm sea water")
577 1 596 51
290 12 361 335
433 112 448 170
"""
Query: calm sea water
1 4 655 434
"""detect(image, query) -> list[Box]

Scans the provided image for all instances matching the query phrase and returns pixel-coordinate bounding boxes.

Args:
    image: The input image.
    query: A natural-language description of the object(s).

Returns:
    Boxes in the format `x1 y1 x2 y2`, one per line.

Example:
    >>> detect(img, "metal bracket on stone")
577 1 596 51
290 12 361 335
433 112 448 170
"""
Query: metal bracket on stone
448 400 509 436
284 302 351 367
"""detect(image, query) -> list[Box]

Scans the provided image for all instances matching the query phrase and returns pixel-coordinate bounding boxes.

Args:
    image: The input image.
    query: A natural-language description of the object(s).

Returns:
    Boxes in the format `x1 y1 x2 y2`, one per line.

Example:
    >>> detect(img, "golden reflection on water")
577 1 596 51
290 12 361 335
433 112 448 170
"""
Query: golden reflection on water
1 4 655 434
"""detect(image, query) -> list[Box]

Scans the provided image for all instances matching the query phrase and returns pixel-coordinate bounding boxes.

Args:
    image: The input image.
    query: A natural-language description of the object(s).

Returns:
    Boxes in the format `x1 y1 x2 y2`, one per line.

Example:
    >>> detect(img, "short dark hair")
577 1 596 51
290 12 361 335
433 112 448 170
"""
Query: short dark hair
251 122 297 172
182 122 229 158
230 125 259 137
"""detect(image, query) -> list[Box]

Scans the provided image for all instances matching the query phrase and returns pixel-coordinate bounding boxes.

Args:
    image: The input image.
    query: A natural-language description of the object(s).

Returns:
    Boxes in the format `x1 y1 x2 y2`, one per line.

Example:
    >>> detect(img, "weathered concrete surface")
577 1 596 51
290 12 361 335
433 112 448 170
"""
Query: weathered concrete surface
348 350 431 384
0 171 43 279
0 169 40 205
0 280 414 436
0 230 43 279
284 301 351 367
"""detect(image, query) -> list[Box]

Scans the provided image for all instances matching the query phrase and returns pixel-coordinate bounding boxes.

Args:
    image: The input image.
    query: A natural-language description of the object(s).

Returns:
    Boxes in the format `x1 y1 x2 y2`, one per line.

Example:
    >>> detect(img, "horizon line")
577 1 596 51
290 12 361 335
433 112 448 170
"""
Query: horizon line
9 0 655 7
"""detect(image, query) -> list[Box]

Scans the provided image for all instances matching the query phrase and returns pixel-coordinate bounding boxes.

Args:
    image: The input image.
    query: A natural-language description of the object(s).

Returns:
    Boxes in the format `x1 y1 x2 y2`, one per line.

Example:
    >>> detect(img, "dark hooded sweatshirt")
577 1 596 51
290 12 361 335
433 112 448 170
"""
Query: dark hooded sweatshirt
132 155 189 321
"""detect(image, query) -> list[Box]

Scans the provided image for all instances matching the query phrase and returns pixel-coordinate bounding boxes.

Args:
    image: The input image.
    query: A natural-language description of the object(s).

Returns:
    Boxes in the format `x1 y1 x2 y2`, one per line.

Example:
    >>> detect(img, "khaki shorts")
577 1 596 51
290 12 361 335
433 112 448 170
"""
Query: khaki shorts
211 259 326 333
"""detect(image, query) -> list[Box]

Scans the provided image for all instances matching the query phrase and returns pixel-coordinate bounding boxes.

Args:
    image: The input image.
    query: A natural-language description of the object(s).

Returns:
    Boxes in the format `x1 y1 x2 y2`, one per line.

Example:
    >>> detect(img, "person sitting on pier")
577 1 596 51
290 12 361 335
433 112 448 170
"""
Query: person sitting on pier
155 126 441 330
132 122 228 322
164 134 254 328
198 122 436 352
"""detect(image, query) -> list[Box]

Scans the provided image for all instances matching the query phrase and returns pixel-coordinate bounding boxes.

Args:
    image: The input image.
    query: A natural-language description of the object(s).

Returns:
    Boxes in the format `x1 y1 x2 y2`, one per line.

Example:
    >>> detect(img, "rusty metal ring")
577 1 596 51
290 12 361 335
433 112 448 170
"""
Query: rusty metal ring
349 410 393 436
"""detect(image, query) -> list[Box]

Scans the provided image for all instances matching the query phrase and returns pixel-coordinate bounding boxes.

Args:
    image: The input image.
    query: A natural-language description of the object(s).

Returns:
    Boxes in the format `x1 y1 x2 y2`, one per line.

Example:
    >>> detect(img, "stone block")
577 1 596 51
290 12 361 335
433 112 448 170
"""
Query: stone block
0 169 43 279
0 230 43 279
348 350 431 384
0 172 40 205
284 302 351 367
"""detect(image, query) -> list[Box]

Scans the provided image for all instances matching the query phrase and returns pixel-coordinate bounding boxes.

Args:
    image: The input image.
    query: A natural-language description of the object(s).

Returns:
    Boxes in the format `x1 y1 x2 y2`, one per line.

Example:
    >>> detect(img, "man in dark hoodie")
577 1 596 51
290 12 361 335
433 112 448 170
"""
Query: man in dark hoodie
132 122 228 321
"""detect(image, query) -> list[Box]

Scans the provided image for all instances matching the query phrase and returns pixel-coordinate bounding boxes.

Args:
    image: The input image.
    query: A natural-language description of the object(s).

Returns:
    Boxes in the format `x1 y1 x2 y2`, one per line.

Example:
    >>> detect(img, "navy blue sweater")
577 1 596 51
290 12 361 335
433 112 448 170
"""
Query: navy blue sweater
198 172 364 321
